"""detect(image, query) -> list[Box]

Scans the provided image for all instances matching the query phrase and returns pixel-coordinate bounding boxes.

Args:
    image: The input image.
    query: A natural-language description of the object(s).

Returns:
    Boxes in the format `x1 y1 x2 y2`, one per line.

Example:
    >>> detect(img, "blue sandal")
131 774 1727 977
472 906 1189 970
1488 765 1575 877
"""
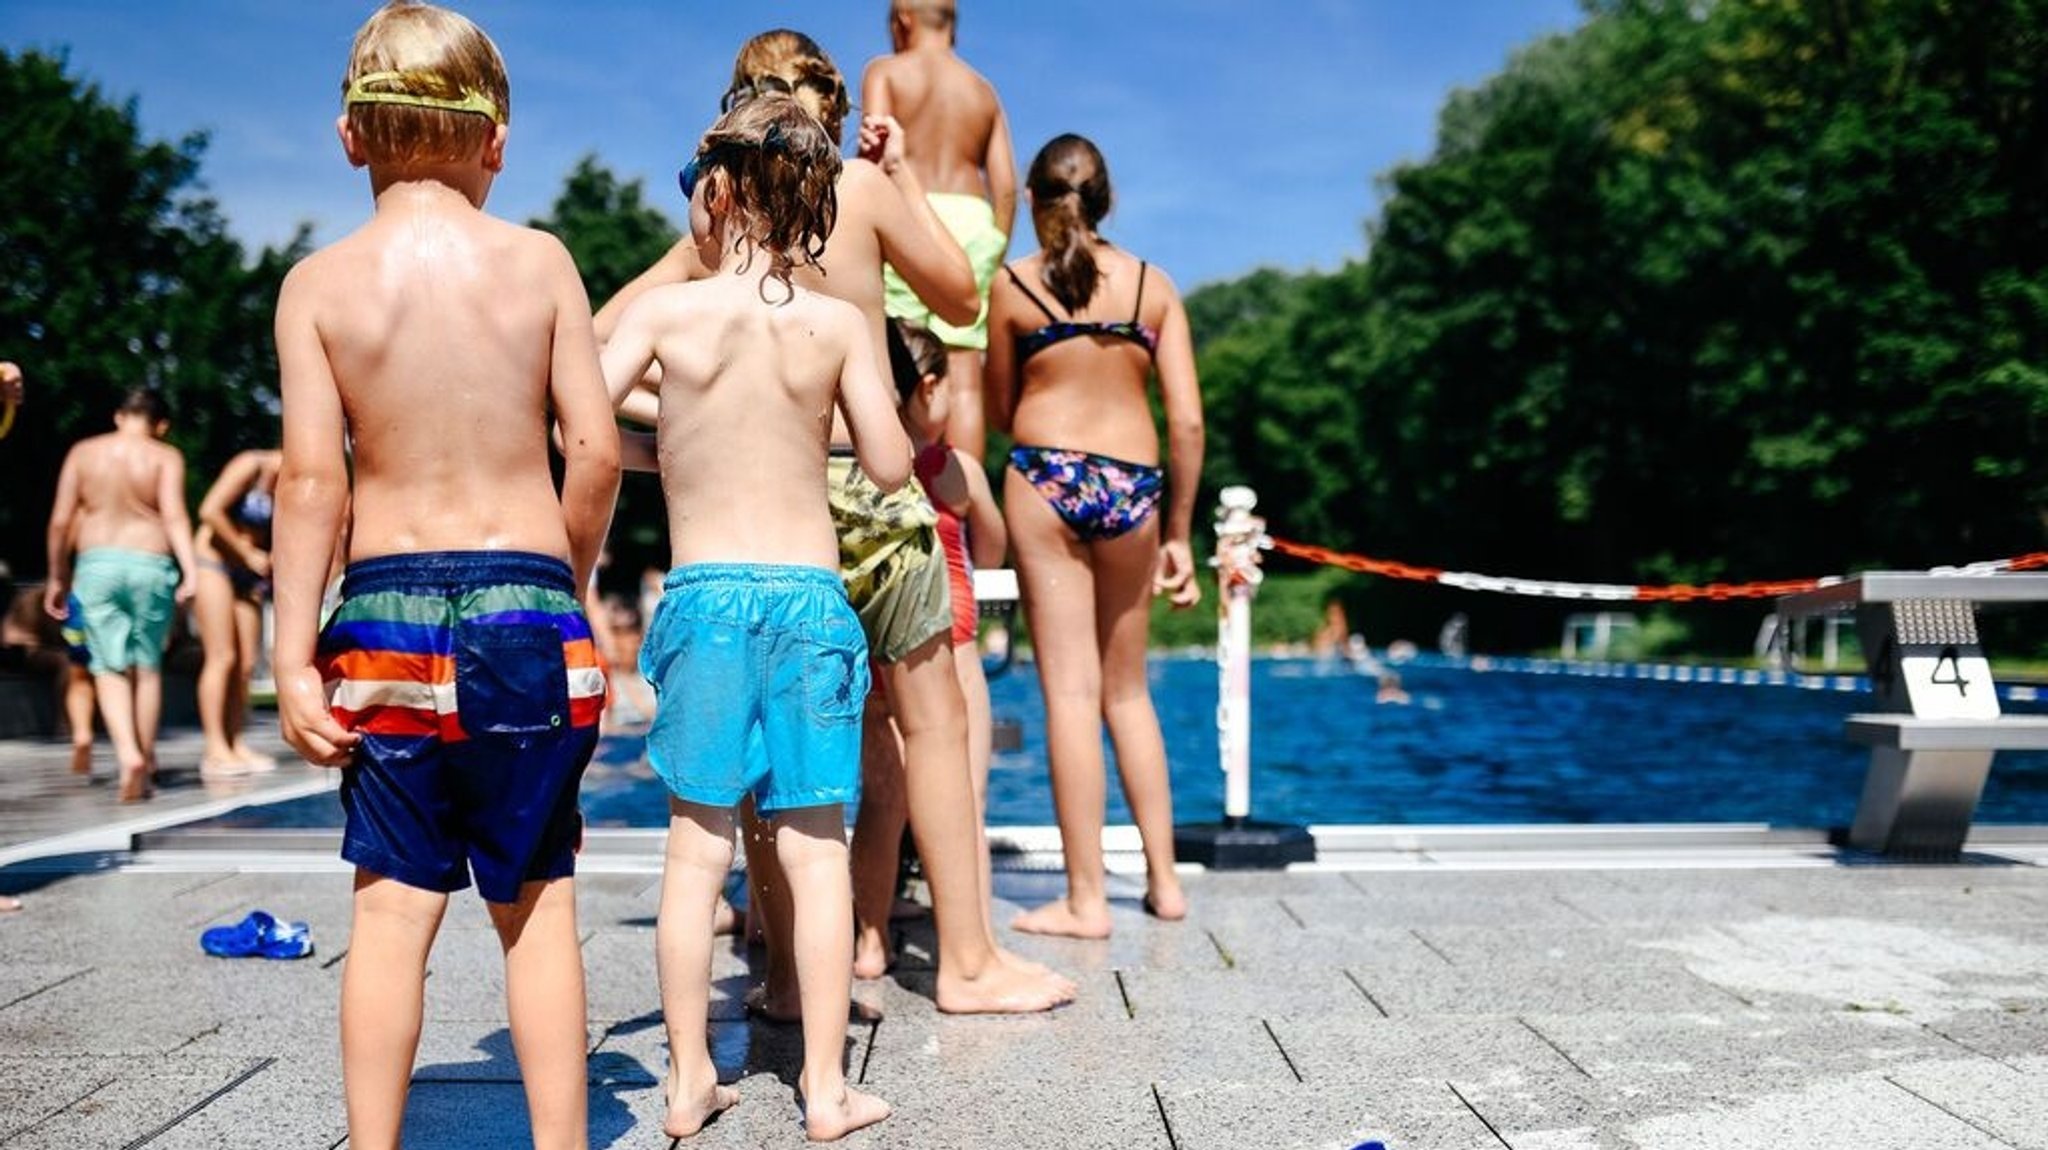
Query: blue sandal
200 910 314 960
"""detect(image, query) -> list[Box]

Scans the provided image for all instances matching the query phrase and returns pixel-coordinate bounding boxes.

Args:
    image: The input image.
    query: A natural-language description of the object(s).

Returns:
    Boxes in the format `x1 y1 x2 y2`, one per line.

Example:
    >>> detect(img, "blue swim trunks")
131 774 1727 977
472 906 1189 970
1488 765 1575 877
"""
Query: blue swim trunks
640 563 868 814
70 548 181 674
316 551 604 905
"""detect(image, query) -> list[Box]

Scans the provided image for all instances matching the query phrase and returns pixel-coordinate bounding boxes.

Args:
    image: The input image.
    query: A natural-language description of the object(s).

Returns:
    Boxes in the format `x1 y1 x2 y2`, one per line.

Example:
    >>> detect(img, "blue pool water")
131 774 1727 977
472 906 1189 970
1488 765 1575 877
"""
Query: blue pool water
210 657 2048 830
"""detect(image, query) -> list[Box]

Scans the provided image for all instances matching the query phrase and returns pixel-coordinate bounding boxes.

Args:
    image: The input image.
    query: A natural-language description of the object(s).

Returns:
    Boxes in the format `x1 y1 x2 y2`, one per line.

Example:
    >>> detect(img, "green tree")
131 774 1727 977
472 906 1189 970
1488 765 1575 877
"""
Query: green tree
529 155 680 307
0 49 305 572
1192 0 2048 652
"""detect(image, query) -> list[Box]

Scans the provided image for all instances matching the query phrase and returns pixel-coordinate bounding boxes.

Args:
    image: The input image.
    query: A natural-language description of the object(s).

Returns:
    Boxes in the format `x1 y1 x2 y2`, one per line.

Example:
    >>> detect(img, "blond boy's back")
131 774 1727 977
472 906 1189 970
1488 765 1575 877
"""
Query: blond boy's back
286 202 579 561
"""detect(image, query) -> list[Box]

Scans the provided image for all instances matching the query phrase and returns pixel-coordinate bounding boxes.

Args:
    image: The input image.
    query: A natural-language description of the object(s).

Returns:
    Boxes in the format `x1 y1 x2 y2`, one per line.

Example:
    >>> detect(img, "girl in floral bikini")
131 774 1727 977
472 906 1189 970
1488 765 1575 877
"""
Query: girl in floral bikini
986 133 1205 938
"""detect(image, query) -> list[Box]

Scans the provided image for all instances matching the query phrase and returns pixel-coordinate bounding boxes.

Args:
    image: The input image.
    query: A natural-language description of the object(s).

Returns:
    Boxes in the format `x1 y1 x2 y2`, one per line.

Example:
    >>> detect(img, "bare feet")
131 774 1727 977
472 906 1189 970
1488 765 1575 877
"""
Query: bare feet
800 1082 890 1142
68 743 91 777
852 924 894 980
200 756 252 780
232 747 278 773
0 895 21 913
1011 897 1113 940
935 953 1077 1014
116 762 152 803
664 1075 739 1139
1142 881 1188 922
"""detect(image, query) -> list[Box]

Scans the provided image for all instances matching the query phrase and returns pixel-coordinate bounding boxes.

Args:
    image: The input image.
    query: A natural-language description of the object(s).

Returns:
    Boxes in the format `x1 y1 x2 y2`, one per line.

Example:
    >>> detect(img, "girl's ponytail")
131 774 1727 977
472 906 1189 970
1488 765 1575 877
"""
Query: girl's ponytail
1026 134 1113 313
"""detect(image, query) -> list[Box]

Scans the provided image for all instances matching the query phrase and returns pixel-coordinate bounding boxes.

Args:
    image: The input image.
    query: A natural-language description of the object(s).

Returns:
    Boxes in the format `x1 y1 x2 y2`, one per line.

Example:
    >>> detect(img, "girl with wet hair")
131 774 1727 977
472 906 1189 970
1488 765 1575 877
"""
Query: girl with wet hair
595 27 1076 1028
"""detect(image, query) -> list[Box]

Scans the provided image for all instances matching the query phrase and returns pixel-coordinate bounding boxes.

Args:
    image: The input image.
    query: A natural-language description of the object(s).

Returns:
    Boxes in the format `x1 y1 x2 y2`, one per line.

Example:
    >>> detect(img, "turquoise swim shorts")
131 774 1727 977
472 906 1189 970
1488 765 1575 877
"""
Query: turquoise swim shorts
70 548 180 674
640 563 868 814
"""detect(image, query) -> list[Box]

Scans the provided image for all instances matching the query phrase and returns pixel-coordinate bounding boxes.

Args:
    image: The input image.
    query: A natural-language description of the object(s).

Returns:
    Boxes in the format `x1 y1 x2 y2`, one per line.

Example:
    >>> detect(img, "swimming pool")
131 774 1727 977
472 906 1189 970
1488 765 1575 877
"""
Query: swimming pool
203 656 2048 831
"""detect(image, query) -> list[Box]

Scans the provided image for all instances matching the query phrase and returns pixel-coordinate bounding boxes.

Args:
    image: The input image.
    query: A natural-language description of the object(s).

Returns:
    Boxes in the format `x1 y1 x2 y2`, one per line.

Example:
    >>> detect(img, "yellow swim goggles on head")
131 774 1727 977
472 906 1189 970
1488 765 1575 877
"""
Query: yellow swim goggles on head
344 70 504 123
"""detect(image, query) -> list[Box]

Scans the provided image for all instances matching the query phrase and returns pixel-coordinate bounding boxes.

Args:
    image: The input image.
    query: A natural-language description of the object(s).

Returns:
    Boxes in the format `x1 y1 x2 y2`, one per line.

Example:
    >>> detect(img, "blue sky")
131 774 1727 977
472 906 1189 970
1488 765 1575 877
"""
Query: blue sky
3 1 1583 289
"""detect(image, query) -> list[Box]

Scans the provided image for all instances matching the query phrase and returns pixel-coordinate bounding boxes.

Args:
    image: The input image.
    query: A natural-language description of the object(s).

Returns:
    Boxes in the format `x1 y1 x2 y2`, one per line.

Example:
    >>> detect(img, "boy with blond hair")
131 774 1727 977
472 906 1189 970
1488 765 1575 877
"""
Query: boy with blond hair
864 0 1017 459
270 4 620 1147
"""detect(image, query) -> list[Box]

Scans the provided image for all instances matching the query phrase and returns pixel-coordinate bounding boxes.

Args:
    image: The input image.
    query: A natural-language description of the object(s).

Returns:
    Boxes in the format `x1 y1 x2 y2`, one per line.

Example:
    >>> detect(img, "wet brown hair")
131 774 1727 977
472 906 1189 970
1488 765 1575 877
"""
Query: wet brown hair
726 30 851 145
342 1 509 167
695 94 842 297
1026 134 1113 313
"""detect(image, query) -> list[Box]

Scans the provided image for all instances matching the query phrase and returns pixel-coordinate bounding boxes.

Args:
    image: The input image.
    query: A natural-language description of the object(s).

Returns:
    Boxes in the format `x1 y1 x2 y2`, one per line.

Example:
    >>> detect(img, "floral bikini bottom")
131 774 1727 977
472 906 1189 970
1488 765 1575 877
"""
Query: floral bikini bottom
1008 445 1165 542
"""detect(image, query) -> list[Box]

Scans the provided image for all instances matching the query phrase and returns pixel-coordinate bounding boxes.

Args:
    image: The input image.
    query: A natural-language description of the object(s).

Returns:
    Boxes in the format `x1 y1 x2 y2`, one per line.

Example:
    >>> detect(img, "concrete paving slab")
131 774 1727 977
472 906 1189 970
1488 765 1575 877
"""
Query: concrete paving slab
1409 924 1712 970
1523 1009 1964 1090
1921 1004 2048 1063
1638 915 2048 1019
1265 1015 1580 1089
1182 870 1372 900
1349 957 1741 1017
863 1077 1170 1150
141 1066 349 1150
1204 924 1446 972
0 1057 131 1143
0 1056 269 1150
1887 1055 2048 1150
1294 888 1597 933
0 961 90 1010
1156 1078 1496 1150
859 1011 1297 1091
1117 966 1381 1021
1598 1071 2011 1149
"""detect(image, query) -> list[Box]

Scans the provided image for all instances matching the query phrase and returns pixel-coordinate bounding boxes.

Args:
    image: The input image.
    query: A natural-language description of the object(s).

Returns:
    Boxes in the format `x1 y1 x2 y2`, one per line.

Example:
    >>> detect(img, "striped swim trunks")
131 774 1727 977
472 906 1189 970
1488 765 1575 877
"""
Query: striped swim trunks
316 550 604 904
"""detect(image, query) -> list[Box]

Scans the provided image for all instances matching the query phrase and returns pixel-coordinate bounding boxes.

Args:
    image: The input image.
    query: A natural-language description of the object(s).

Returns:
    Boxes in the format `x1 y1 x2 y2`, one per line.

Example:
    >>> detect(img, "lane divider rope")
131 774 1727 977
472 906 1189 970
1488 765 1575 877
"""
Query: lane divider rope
1266 538 2048 603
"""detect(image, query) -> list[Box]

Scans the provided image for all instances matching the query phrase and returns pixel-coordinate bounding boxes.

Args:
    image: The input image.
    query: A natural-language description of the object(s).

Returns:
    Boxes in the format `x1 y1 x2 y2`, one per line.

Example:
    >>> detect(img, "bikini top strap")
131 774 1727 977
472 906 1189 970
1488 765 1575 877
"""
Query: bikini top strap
1003 264 1065 325
1132 261 1149 323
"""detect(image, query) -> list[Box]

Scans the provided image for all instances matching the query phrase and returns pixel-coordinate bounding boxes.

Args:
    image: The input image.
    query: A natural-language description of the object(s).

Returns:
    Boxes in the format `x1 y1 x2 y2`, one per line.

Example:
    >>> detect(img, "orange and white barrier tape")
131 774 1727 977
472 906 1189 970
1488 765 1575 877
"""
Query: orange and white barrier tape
1267 538 2048 603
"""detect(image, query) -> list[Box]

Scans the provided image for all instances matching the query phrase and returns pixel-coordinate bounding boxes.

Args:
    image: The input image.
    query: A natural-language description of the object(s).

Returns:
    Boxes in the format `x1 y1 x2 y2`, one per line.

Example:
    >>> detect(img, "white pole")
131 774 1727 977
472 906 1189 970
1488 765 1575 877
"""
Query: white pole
1212 487 1269 825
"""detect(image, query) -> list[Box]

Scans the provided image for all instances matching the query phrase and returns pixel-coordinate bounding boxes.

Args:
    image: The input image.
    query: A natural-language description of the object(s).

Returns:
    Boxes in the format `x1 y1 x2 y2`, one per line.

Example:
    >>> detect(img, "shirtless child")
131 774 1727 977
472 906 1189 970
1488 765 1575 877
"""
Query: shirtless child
599 29 1073 1018
43 387 198 802
864 0 1017 459
601 94 899 1142
269 4 620 1147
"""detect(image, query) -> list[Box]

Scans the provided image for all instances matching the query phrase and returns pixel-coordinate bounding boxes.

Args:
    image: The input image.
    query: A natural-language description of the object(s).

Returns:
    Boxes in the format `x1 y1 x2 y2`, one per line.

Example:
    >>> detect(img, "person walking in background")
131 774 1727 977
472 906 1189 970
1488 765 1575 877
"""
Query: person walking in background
987 134 1205 938
43 387 198 803
269 4 620 1147
191 446 282 778
863 0 1016 461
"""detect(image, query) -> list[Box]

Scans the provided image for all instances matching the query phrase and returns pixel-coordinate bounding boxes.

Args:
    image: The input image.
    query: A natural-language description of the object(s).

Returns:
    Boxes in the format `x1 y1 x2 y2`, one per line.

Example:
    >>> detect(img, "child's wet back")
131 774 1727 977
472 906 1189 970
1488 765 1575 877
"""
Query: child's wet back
306 205 584 561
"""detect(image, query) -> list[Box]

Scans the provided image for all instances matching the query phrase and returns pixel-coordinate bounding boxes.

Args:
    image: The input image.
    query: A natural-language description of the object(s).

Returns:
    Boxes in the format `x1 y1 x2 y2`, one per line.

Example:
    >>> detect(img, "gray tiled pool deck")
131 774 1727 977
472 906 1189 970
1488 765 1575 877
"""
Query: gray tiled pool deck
2 726 2047 1149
